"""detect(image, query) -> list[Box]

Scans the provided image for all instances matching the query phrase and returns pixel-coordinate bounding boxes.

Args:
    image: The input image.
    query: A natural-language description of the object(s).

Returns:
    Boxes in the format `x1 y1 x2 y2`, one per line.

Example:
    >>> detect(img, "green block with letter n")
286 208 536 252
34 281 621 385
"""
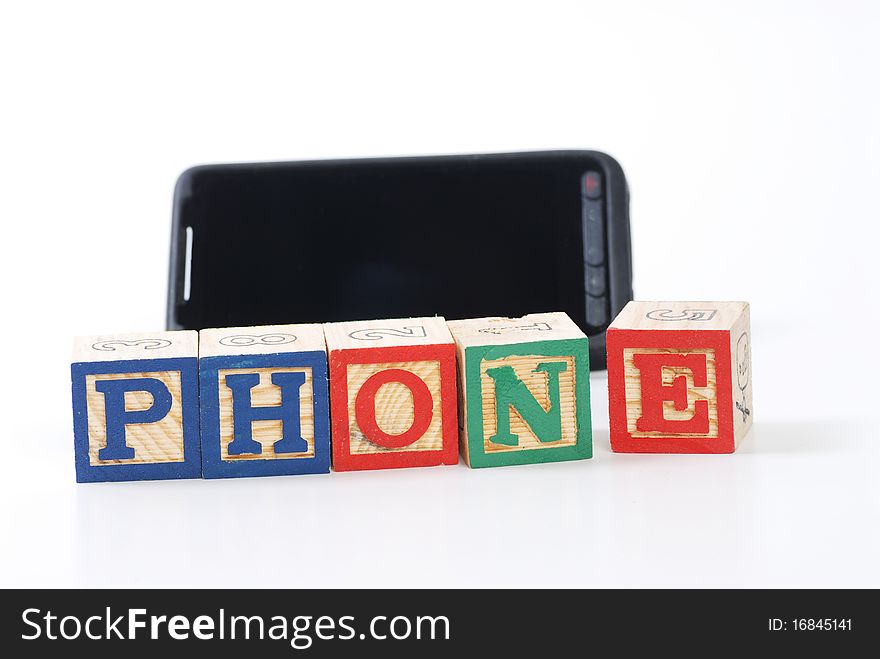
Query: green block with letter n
463 337 592 467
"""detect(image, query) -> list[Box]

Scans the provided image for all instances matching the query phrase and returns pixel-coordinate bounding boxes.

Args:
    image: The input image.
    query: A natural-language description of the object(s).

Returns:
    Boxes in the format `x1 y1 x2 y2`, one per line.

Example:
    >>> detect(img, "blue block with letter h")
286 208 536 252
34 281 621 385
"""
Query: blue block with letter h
198 324 331 479
70 331 202 482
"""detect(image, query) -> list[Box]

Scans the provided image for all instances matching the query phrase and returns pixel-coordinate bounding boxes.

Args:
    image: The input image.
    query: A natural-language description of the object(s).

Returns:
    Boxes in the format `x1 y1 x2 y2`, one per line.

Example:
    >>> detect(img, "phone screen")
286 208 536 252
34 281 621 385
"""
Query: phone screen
169 152 627 353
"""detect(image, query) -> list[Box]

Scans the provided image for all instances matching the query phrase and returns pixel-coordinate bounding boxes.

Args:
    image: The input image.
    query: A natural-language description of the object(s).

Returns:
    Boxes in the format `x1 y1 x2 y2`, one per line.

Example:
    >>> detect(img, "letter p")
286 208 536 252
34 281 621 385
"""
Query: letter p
95 378 174 460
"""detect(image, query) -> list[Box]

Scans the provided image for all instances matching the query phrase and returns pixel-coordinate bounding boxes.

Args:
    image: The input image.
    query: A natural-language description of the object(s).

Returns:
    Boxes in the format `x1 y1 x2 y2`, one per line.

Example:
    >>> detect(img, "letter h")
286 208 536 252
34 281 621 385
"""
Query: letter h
224 372 307 456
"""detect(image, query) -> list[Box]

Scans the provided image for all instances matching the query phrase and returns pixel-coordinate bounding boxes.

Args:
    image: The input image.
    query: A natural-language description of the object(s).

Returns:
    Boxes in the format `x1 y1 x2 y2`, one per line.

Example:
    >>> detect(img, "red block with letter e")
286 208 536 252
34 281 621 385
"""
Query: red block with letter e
607 301 753 453
324 317 459 471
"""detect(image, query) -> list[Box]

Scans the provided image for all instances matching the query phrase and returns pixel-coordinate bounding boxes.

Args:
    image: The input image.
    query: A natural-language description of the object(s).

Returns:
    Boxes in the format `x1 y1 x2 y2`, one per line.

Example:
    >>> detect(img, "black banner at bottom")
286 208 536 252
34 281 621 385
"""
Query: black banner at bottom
0 589 873 655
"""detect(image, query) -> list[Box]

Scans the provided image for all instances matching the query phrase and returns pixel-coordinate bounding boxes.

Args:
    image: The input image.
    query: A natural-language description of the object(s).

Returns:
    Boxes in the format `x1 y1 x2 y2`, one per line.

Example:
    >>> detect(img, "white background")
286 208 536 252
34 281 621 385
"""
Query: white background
1 1 877 587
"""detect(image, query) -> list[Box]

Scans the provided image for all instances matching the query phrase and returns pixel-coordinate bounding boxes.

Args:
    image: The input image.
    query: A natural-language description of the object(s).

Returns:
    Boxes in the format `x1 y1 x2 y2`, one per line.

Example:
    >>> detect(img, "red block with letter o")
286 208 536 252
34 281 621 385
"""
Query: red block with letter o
324 317 459 471
606 301 753 453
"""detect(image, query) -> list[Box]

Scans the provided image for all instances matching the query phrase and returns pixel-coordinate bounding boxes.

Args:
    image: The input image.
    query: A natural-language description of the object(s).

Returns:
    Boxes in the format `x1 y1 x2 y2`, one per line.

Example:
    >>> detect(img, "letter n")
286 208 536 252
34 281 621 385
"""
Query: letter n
485 361 568 446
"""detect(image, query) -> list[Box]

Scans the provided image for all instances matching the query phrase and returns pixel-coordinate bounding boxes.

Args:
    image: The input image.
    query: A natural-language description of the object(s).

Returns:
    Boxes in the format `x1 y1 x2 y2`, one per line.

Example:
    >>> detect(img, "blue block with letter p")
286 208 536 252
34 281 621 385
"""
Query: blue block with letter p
70 331 201 482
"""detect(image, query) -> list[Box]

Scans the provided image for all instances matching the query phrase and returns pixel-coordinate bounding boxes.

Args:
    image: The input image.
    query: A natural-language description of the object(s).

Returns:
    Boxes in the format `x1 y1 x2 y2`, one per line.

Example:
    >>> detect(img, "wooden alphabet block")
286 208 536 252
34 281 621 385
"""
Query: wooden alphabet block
606 301 753 453
198 324 330 479
446 312 592 468
71 331 201 482
324 317 458 471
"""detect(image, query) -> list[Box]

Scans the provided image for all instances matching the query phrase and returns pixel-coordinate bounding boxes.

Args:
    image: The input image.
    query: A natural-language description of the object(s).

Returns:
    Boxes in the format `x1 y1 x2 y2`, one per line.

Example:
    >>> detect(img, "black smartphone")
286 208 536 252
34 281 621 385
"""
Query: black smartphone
166 150 633 369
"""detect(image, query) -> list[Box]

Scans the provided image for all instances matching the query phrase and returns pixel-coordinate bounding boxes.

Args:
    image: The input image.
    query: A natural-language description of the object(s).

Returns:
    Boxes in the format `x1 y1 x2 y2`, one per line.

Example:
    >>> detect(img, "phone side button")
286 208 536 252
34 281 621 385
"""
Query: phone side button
583 202 605 265
583 172 603 200
585 265 606 296
586 295 607 328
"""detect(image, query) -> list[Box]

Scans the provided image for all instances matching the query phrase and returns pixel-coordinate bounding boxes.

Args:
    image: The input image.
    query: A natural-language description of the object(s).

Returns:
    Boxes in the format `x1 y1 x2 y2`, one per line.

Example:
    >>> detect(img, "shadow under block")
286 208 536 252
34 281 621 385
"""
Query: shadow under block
606 301 753 454
324 317 458 471
446 313 592 468
71 331 201 482
198 324 330 479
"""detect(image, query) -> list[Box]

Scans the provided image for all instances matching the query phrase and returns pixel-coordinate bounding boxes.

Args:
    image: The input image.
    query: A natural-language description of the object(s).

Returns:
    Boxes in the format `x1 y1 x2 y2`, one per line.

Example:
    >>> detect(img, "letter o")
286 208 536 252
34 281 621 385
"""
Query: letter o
354 369 433 448
389 616 411 640
60 616 82 640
